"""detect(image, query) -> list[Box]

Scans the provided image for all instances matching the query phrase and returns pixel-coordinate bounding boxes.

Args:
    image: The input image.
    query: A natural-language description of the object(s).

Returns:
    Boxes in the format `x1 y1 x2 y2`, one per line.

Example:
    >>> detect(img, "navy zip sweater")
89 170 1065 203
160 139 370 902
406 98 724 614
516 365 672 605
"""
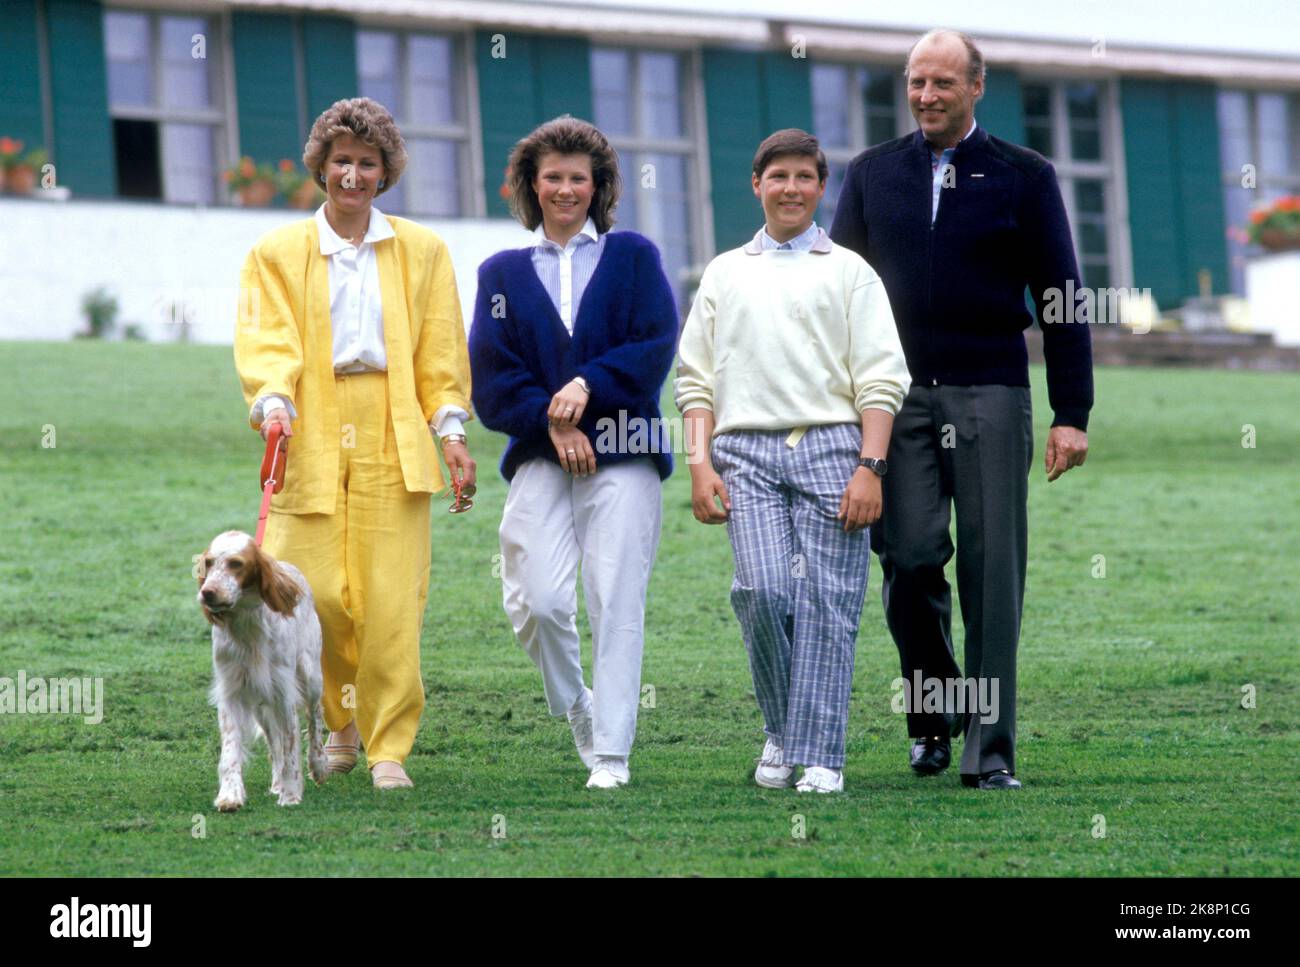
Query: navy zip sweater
468 231 678 481
830 126 1094 430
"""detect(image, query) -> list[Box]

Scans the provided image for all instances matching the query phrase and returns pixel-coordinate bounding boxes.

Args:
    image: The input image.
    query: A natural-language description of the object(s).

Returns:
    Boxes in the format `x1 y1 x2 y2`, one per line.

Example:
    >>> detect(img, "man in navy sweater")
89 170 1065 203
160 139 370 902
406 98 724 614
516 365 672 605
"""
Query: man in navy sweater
830 28 1094 789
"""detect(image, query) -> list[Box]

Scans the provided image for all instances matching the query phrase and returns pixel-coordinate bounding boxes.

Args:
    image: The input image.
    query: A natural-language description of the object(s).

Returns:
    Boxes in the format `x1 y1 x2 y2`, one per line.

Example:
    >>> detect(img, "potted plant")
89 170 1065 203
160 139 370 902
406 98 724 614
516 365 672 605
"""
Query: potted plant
0 137 25 192
8 147 47 194
1247 196 1300 253
277 158 324 210
223 156 277 207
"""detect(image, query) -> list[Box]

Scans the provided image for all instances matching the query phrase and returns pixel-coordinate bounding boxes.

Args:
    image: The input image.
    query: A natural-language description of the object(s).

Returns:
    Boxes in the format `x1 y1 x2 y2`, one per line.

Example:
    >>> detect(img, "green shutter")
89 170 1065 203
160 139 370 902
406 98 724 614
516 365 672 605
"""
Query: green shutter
703 48 815 253
231 12 300 165
475 31 593 218
46 0 115 197
0 0 46 151
979 68 1024 146
702 49 765 252
537 35 592 124
761 51 812 133
302 16 357 127
476 32 539 217
1172 83 1229 296
1121 78 1228 308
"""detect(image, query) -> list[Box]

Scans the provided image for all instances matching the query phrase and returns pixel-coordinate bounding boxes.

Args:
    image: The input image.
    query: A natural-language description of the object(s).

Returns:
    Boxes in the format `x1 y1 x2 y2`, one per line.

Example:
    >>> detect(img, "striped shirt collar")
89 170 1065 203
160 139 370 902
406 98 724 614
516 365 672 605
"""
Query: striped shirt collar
534 216 600 252
744 223 833 255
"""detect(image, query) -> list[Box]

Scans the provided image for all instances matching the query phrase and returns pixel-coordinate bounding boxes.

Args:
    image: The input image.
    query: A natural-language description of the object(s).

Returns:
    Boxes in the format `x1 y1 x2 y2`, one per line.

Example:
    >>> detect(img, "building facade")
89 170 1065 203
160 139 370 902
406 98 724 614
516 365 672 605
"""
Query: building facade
2 0 1299 338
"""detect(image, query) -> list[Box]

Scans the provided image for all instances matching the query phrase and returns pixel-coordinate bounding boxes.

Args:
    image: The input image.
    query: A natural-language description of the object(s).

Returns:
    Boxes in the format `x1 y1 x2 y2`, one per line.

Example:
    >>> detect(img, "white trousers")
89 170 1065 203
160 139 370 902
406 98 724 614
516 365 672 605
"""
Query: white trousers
499 457 662 758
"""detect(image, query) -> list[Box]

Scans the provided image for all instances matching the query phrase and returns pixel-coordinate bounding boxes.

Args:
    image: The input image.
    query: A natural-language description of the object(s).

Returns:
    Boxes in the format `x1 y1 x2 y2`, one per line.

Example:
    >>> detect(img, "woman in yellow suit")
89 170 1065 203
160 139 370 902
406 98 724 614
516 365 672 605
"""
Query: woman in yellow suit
234 97 475 790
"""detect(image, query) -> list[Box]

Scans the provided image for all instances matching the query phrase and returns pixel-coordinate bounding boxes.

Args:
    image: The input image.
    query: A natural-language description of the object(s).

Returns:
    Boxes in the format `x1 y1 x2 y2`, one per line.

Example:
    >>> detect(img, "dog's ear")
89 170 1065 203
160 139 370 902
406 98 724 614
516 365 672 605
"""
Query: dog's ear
194 549 208 586
255 545 302 616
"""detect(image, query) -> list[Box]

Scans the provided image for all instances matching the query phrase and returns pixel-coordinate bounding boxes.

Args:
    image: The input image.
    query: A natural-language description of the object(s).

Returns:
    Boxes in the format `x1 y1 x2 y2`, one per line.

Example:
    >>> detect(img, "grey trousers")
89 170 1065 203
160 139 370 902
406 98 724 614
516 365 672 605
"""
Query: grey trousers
712 424 872 769
871 384 1032 778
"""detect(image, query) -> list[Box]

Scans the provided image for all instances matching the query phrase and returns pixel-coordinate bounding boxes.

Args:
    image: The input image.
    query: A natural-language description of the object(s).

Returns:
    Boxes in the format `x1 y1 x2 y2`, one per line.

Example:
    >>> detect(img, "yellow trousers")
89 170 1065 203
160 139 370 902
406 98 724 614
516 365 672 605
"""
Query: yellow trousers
265 372 431 766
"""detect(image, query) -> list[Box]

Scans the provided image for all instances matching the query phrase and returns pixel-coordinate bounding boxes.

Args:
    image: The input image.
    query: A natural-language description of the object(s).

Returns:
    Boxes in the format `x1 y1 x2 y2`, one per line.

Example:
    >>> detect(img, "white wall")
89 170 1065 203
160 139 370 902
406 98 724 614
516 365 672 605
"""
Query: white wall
0 196 532 344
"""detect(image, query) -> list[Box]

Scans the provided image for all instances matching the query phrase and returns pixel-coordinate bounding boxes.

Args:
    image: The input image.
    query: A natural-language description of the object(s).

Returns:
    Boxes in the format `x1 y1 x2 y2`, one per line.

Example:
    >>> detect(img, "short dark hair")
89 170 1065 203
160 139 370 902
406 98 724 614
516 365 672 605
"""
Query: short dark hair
506 116 622 233
752 129 828 184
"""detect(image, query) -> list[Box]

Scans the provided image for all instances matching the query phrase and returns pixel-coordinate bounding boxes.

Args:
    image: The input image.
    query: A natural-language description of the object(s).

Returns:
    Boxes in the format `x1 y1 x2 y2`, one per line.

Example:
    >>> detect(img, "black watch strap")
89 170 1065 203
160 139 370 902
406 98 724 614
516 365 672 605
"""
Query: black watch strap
858 457 887 477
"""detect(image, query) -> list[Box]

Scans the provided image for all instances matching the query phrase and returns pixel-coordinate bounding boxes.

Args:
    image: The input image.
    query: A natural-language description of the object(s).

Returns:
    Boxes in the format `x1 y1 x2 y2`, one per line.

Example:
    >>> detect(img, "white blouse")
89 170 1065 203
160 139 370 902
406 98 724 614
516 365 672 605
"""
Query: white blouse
252 204 466 437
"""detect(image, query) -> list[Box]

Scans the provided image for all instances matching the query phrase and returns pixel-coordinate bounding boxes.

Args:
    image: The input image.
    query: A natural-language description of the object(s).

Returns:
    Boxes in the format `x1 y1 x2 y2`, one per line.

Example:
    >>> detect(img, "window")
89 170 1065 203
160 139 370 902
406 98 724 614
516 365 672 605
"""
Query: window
103 10 224 205
1021 80 1116 289
1217 90 1300 293
357 29 473 217
591 46 699 309
810 62 908 218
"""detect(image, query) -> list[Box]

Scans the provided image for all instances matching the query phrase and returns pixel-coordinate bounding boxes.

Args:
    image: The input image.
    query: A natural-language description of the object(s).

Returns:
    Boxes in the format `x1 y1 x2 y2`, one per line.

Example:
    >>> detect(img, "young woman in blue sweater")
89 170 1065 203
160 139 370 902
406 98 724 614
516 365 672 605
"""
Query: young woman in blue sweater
468 117 678 789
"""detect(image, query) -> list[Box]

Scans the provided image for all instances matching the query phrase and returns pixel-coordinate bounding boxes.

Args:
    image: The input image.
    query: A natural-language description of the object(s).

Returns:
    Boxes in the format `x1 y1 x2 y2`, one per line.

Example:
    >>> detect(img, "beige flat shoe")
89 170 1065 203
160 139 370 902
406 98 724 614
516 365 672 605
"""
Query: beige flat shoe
371 766 414 790
324 735 361 775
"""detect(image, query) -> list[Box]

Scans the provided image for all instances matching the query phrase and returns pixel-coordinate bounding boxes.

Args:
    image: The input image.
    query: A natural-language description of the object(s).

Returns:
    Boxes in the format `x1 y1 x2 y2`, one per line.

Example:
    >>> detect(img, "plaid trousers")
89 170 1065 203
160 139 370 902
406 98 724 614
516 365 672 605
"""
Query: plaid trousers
711 424 871 768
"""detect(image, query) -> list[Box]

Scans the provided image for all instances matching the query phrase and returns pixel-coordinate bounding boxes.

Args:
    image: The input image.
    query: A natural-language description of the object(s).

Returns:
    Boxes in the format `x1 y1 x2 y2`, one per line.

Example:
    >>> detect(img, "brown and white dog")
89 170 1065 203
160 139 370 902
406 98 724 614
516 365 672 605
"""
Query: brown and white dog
196 530 327 811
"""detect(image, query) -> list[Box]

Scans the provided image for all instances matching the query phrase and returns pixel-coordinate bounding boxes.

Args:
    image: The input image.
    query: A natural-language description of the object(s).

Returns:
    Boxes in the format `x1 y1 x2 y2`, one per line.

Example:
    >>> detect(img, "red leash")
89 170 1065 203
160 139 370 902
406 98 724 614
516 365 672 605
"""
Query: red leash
255 423 287 547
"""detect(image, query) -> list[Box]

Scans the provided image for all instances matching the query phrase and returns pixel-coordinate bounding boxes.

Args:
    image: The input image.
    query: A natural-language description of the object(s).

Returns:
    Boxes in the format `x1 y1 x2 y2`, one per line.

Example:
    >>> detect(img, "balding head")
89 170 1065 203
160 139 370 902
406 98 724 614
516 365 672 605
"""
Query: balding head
904 28 986 149
906 28 986 91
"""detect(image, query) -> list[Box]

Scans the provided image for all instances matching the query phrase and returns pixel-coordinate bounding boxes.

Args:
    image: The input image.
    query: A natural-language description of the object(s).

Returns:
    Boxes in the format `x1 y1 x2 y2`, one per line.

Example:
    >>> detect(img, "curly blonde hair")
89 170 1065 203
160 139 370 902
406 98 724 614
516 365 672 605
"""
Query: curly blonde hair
506 116 621 233
303 97 407 195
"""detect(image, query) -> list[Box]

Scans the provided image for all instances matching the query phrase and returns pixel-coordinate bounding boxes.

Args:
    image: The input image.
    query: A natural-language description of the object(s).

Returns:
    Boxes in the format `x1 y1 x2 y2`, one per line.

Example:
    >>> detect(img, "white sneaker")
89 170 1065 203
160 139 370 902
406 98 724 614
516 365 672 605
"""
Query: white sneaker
754 737 795 788
586 756 630 789
567 688 595 770
795 766 844 794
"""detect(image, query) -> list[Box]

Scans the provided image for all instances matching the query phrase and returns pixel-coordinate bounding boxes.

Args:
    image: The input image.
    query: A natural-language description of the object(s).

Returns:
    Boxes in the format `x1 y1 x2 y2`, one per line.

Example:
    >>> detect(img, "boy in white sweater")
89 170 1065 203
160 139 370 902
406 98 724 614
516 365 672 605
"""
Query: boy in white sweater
676 129 911 793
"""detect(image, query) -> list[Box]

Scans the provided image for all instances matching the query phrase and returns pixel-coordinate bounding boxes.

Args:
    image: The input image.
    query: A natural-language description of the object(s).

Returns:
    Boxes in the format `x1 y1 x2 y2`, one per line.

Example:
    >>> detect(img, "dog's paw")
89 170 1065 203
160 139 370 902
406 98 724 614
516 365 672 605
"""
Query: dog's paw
276 791 303 807
308 755 329 785
215 793 244 813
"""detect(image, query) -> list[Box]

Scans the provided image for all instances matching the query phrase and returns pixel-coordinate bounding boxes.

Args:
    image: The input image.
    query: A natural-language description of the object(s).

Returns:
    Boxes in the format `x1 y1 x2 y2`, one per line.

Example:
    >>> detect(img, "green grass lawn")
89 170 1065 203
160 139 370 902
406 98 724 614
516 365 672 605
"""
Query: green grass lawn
0 341 1296 876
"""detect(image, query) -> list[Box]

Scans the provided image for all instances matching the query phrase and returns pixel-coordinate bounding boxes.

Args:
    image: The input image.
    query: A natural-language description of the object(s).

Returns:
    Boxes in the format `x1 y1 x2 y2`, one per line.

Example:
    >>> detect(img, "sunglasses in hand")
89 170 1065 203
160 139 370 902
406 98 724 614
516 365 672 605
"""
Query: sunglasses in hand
445 473 476 514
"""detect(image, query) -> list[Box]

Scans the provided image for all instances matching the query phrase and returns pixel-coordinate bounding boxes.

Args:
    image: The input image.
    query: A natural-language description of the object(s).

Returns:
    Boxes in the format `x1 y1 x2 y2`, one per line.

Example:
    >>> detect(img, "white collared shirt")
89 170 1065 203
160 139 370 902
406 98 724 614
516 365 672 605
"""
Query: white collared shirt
316 201 394 374
530 216 604 335
253 204 466 437
760 221 822 252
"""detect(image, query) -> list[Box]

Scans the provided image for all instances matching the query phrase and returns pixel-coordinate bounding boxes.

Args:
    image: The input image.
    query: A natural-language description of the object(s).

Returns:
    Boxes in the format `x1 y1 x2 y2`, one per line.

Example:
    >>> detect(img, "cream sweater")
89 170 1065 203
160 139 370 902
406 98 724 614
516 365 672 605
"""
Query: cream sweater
675 241 911 435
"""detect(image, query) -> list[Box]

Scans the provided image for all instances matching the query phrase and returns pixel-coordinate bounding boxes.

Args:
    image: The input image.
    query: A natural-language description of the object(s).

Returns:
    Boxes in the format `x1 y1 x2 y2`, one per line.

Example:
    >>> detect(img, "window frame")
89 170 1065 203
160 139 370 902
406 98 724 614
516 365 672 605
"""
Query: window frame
103 6 228 206
809 58 911 221
354 23 482 218
1217 87 1300 293
1018 74 1132 291
590 42 710 300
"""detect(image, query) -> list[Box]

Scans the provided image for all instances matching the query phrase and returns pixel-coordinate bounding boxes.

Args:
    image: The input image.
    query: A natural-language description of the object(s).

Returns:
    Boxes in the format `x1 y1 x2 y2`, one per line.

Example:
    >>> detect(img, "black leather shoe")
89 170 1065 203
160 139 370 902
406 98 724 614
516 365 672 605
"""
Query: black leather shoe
976 769 1022 790
909 737 951 775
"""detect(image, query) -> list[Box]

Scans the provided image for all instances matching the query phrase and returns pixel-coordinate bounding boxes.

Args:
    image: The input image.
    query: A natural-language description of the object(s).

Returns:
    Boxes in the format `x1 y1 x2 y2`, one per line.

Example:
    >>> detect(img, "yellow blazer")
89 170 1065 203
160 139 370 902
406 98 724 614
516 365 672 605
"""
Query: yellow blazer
234 214 472 515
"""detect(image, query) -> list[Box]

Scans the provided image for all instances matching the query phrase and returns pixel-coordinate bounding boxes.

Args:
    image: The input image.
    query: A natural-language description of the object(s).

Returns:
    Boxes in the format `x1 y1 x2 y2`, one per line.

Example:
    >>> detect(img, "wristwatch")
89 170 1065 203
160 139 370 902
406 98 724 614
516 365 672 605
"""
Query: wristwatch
440 433 467 448
858 457 888 477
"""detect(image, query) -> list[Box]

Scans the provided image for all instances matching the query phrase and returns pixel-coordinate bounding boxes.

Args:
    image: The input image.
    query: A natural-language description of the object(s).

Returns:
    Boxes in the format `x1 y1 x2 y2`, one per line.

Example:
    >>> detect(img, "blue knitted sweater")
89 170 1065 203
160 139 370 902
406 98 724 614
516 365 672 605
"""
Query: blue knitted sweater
468 231 678 481
831 127 1094 430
